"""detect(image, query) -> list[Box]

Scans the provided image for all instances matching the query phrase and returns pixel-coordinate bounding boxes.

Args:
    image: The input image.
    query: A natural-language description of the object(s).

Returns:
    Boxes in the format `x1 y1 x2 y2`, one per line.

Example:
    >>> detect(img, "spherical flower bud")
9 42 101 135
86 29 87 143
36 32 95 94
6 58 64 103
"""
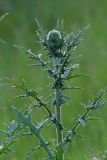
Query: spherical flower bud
46 30 63 55
47 30 62 41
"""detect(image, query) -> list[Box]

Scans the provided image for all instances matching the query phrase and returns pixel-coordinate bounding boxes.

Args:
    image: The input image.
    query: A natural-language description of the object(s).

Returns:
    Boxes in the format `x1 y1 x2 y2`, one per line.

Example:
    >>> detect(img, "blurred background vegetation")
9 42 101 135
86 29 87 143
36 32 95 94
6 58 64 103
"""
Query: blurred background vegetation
0 0 107 159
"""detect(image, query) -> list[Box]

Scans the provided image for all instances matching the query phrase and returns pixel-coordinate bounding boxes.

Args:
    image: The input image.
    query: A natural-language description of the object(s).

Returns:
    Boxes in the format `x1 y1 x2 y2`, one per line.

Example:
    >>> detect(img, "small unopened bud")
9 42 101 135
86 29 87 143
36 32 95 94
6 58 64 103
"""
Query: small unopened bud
46 30 63 55
47 30 62 41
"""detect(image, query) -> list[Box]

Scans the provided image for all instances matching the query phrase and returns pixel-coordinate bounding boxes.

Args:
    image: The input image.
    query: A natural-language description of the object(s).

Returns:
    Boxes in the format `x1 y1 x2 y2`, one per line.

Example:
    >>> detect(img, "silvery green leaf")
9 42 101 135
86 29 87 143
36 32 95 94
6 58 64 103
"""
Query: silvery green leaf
79 117 86 127
7 120 19 137
0 13 9 23
51 99 56 106
36 119 48 131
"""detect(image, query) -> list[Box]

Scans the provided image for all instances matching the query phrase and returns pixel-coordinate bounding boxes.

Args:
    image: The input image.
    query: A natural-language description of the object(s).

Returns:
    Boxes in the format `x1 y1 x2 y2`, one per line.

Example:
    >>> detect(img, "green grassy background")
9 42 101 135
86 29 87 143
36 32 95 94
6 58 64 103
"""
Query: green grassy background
0 0 107 159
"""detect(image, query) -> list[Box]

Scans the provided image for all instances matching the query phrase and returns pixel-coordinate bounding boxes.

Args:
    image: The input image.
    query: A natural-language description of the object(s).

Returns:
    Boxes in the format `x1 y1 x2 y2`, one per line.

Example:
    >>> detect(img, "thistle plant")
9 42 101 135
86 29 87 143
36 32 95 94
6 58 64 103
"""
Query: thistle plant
0 18 107 160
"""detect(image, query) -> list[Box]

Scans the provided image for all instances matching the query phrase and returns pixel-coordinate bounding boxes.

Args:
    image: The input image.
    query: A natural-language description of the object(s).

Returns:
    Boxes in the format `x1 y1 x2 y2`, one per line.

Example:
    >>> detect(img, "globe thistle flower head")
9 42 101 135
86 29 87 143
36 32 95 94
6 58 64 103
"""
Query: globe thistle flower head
46 29 63 56
47 30 62 41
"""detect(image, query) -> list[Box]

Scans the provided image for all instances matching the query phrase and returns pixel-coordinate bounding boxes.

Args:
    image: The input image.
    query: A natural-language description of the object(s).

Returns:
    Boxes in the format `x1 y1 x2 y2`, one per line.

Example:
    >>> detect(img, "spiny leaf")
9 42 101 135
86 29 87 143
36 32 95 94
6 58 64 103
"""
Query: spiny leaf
56 20 64 33
78 117 86 127
13 45 38 60
0 13 9 23
25 145 41 160
66 25 90 52
86 88 107 110
6 120 20 137
36 119 49 131
35 18 46 44
0 38 6 44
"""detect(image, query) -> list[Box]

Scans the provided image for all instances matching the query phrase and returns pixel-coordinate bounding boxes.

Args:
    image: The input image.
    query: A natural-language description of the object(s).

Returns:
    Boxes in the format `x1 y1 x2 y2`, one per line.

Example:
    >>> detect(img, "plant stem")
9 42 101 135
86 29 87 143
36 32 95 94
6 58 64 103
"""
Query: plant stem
56 88 63 144
53 56 64 160
55 88 64 160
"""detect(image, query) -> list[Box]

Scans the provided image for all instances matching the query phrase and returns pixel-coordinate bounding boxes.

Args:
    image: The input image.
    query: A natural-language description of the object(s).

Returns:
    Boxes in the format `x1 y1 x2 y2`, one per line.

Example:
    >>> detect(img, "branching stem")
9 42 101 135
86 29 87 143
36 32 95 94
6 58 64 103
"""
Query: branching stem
13 107 55 160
